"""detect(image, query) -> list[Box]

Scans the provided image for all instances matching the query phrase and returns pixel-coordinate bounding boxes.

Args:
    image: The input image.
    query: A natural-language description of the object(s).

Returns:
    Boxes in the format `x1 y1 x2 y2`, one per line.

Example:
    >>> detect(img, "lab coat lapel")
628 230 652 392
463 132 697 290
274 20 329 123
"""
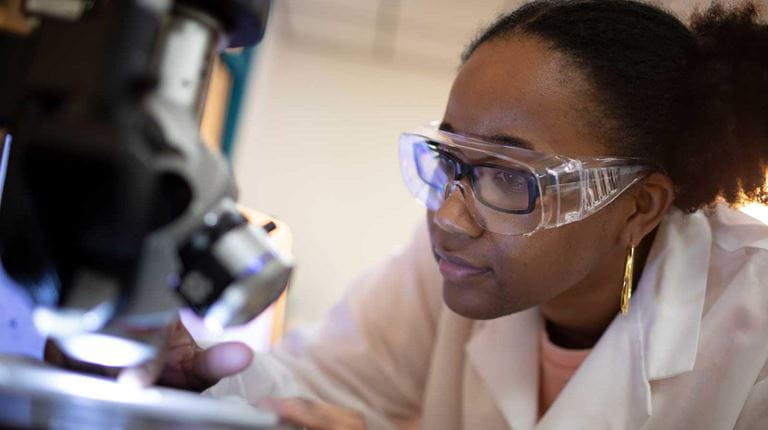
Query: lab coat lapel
421 309 476 430
642 209 711 381
466 307 541 430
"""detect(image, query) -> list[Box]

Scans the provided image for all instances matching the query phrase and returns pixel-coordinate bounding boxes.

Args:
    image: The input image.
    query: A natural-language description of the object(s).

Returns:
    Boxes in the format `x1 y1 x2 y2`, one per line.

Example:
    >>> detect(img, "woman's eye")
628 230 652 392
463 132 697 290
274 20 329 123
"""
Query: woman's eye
494 171 527 190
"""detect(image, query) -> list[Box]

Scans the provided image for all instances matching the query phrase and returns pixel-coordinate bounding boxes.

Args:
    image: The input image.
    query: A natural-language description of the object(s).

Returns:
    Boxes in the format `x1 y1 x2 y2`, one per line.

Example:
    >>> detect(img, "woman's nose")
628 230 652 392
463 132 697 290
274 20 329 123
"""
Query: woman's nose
433 182 484 238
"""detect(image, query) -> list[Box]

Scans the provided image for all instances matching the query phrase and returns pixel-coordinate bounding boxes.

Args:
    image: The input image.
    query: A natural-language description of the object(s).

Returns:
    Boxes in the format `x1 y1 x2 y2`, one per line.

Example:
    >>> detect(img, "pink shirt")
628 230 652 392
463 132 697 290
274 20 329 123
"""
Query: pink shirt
538 327 592 419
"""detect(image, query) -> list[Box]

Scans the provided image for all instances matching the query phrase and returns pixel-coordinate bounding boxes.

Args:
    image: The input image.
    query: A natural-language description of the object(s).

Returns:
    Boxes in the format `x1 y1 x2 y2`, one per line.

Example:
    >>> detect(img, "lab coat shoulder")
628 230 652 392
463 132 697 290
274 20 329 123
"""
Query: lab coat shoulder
643 207 768 429
707 207 768 429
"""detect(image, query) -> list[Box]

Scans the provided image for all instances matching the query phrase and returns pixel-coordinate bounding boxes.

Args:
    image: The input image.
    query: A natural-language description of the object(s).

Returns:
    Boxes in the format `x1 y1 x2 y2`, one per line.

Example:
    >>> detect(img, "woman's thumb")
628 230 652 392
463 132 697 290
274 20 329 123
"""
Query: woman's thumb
193 341 254 384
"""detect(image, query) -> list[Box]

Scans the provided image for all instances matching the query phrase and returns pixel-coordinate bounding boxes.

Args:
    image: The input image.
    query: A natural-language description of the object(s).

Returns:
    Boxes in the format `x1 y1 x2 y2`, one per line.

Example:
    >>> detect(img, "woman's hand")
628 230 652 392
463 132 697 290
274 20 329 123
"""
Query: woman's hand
261 398 367 430
140 319 254 391
44 319 253 392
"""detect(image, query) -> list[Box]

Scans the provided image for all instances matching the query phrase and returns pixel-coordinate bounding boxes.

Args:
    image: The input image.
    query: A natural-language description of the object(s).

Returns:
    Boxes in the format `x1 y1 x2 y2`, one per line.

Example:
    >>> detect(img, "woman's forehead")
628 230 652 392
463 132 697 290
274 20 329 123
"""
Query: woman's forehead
443 36 608 158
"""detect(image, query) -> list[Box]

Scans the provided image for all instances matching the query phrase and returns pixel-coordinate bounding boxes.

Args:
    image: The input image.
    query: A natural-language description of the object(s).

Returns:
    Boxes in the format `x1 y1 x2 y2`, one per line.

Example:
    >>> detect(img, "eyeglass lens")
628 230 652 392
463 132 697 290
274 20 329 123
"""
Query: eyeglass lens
412 141 537 213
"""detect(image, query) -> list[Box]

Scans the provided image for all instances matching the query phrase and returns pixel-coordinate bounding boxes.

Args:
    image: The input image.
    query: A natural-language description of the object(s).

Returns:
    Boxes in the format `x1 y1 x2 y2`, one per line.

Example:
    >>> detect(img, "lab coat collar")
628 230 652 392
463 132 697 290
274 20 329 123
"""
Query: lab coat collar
466 307 542 430
466 208 715 429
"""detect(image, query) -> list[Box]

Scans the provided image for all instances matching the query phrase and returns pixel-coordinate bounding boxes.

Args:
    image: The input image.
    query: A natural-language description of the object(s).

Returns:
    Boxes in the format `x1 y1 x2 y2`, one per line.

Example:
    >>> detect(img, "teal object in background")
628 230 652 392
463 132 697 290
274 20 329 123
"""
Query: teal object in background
220 47 257 161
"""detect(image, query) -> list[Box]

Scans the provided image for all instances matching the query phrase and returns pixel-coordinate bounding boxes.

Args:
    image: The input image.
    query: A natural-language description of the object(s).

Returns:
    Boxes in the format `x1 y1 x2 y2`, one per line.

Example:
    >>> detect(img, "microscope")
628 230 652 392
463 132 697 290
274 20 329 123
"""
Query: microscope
0 1 294 428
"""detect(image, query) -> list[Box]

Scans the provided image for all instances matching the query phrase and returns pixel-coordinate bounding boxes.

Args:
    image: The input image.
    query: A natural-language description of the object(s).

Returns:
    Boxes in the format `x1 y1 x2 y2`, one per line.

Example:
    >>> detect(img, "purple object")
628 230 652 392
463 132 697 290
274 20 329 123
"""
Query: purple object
0 264 45 359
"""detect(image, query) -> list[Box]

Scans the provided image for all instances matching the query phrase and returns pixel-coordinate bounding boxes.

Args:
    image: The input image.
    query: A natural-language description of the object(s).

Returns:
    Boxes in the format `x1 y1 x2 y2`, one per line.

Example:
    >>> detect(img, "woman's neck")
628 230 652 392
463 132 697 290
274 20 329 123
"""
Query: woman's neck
541 230 656 350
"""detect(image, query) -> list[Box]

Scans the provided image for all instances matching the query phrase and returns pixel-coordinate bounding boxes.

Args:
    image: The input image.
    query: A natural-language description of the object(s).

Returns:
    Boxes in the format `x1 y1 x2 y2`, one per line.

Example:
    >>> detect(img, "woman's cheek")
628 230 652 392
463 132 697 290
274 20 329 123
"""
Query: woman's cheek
490 231 578 303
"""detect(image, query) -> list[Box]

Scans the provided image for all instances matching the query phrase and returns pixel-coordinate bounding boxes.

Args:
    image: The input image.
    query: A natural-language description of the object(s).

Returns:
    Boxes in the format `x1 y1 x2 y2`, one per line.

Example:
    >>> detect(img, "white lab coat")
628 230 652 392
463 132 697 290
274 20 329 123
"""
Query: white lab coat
207 205 768 429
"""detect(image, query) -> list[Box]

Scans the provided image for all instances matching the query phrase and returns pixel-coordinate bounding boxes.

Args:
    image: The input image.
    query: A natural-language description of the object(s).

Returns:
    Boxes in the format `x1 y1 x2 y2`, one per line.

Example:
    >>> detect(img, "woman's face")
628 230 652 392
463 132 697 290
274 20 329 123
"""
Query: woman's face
429 36 631 320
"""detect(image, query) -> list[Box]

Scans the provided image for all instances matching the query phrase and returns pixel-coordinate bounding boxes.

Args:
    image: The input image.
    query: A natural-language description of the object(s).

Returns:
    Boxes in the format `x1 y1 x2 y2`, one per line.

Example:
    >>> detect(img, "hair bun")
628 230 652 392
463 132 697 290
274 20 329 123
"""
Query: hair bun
674 1 768 208
691 2 768 63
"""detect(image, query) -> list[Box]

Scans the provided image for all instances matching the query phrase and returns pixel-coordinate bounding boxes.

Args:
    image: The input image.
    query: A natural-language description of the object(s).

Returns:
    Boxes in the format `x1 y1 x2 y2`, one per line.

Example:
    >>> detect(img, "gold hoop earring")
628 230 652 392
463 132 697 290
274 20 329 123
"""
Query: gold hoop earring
620 245 635 315
621 245 635 315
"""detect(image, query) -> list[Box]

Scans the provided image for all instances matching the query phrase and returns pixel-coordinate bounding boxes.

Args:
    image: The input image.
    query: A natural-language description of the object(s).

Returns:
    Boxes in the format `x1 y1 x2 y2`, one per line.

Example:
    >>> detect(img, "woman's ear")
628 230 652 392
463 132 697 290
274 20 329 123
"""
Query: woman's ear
622 172 675 245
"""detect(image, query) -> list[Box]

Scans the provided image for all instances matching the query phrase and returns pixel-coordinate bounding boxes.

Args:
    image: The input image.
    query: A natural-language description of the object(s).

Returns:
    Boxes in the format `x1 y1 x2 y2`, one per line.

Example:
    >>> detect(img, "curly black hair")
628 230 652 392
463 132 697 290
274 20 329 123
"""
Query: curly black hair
463 0 768 211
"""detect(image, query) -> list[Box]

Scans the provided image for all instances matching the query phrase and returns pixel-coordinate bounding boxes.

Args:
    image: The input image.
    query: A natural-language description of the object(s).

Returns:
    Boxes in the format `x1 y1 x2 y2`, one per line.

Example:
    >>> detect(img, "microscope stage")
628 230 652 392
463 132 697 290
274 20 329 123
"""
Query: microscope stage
0 355 294 430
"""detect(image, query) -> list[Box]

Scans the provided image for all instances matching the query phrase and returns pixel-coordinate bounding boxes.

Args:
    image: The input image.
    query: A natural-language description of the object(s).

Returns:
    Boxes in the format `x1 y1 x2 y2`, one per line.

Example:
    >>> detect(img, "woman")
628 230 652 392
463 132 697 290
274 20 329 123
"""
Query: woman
147 0 768 428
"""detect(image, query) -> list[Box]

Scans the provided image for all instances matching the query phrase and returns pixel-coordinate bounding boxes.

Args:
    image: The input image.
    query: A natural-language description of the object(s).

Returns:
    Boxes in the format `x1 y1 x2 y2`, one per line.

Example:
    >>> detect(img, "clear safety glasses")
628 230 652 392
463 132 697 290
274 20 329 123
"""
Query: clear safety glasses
399 123 657 236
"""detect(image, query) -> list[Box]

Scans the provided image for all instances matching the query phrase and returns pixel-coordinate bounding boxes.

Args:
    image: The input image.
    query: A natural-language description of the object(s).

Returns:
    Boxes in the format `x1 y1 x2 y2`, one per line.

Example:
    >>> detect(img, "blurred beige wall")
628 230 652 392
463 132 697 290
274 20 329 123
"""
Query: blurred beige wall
233 0 512 328
232 0 763 328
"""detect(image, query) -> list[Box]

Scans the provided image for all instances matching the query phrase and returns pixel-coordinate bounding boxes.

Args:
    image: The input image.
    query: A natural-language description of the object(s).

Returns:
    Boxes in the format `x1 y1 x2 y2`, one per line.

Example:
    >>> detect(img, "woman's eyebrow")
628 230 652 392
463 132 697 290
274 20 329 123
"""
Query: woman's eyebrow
439 121 535 151
489 134 535 151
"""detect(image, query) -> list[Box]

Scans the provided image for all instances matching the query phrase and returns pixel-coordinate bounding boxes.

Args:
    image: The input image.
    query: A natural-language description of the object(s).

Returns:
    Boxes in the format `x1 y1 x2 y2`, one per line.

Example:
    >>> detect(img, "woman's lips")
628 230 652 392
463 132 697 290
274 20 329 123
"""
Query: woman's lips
435 252 491 281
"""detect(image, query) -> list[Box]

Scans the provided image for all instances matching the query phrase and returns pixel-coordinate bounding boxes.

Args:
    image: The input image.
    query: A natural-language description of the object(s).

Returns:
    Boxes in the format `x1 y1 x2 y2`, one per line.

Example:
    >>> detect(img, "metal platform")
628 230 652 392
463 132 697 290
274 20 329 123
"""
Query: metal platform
0 356 295 429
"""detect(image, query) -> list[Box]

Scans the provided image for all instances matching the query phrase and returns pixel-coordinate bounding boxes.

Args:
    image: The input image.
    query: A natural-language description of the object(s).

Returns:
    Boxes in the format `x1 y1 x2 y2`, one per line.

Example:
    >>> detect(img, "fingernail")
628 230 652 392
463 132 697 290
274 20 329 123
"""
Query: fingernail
223 348 251 369
208 344 253 373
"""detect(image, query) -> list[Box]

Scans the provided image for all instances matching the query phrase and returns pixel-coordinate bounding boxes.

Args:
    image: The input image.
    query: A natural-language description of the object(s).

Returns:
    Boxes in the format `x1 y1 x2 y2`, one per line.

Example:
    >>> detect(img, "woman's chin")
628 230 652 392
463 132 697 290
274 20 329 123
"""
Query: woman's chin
441 280 520 320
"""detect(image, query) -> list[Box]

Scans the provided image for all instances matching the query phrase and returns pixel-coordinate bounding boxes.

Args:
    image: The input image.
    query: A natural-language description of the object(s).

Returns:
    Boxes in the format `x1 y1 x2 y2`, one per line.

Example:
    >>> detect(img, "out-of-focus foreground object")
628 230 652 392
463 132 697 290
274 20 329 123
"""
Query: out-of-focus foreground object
0 0 295 428
181 208 292 352
0 0 287 367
